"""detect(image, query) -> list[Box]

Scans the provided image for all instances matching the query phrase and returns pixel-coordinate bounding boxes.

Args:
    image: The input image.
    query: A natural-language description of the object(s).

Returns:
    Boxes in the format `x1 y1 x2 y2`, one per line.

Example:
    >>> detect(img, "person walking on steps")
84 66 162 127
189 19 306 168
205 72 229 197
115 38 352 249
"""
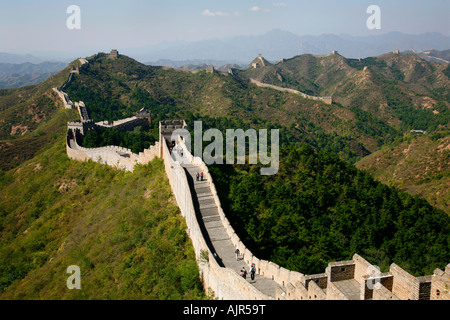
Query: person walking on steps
240 267 247 279
249 263 256 281
235 248 240 261
201 172 204 181
196 172 199 181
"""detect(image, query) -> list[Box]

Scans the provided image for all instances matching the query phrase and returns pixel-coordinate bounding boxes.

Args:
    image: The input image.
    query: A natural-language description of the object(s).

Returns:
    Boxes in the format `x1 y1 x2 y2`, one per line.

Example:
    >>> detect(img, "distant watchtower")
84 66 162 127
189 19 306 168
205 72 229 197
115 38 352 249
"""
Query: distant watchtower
108 49 119 59
136 107 151 125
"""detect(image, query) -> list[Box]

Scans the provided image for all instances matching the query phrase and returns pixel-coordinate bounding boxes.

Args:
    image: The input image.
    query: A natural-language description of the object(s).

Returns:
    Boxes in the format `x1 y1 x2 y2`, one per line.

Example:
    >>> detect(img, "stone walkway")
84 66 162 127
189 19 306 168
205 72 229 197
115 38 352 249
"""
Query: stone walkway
333 279 361 300
182 163 284 299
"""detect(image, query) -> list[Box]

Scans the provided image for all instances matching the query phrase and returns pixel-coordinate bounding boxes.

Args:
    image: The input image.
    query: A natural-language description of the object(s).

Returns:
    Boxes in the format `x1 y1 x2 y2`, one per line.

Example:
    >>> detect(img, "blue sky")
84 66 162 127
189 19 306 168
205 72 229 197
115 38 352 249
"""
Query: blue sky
0 0 448 53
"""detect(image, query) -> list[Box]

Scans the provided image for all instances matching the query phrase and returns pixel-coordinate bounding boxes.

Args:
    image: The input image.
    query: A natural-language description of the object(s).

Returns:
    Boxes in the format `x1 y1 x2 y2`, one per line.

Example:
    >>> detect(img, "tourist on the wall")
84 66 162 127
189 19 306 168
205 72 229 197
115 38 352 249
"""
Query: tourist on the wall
249 263 256 280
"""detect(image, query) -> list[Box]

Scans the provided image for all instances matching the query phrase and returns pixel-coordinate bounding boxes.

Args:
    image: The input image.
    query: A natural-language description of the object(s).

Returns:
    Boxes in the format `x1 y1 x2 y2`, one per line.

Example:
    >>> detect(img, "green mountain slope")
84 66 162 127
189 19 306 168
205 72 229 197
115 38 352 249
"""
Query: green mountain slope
0 60 82 171
0 50 448 299
209 144 450 276
356 132 450 214
63 52 401 161
0 138 205 299
235 52 450 131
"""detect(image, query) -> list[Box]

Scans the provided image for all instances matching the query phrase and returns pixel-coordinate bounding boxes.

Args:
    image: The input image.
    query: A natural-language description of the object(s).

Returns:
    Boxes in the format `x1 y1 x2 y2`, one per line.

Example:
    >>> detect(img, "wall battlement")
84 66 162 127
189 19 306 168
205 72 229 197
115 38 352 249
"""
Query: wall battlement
65 90 155 171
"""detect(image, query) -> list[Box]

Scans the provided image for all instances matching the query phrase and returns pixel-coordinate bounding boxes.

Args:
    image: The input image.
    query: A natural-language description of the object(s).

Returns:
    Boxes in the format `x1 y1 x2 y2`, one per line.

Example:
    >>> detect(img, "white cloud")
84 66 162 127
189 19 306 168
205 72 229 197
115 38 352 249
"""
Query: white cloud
202 9 229 17
249 6 270 13
272 2 287 7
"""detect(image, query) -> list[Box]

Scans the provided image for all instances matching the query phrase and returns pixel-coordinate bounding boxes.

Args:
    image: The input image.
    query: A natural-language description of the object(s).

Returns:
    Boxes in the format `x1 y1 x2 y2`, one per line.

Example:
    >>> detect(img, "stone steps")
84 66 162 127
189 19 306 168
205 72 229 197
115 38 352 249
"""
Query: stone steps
181 162 283 298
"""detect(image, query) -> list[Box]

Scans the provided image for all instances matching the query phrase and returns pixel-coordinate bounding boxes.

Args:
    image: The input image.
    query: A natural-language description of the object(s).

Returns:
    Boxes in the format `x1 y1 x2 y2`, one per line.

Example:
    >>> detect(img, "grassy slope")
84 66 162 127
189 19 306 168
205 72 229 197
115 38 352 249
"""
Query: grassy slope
0 134 206 299
0 58 207 300
356 133 450 214
0 62 81 171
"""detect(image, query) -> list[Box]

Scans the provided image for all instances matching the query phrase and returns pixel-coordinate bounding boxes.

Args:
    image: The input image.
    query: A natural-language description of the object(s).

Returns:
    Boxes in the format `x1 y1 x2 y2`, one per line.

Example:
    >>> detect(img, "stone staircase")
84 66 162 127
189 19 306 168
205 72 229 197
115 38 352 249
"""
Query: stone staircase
182 163 284 298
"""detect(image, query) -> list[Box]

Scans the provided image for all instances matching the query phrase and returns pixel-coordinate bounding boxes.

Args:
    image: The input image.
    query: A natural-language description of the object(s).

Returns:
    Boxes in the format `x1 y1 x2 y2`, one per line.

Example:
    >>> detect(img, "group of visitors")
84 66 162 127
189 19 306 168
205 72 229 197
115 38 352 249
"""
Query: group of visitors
236 248 256 281
196 172 204 181
240 263 256 281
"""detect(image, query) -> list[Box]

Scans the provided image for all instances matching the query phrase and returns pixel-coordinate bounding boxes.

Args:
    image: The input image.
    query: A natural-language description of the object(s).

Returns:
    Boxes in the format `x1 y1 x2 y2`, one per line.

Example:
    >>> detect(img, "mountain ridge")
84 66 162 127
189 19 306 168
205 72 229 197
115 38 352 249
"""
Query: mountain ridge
127 30 450 63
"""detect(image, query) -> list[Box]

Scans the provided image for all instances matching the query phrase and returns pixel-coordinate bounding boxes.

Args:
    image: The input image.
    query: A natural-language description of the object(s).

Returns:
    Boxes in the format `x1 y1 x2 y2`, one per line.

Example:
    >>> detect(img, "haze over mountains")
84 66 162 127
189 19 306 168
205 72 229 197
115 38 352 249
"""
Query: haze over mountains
0 62 68 89
1 30 449 89
133 30 450 64
3 30 450 65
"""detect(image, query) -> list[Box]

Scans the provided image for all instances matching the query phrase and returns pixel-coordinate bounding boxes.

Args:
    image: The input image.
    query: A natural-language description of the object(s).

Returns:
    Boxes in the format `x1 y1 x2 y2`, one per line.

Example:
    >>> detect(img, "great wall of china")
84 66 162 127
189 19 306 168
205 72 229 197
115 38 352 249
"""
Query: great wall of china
249 78 333 105
55 52 449 300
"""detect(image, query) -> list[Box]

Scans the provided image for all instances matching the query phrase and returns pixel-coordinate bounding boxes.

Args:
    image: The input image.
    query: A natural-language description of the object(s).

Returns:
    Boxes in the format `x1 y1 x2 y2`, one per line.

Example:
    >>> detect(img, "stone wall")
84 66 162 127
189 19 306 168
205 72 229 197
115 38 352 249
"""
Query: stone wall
161 138 271 300
389 263 435 300
249 78 332 105
307 280 327 300
52 87 73 109
327 260 355 282
390 263 416 300
414 276 432 300
75 101 90 121
430 265 450 300
65 123 447 300
66 130 159 172
96 116 149 132
373 284 400 300
172 136 450 300
326 282 349 300
174 136 308 299
361 273 394 300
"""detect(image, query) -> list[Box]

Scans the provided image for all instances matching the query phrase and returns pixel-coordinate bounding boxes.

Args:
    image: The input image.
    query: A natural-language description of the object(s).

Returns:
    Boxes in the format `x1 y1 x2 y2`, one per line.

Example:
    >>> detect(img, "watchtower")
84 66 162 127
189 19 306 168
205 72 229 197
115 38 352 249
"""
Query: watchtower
136 107 151 125
159 120 188 156
108 49 119 59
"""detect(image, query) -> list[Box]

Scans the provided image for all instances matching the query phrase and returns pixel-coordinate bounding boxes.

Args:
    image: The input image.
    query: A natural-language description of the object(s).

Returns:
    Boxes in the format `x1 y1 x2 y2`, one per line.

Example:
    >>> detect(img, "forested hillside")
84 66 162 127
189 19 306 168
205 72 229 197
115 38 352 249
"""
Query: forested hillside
0 128 206 299
61 52 449 276
236 52 450 132
0 50 448 298
64 53 403 160
209 144 449 277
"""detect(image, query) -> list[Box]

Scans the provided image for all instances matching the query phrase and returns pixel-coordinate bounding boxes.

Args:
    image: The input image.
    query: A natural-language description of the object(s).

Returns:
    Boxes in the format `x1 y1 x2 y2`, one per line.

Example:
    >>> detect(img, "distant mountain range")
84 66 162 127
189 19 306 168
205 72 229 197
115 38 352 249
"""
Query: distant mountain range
0 30 449 88
2 30 449 65
131 30 450 64
0 61 68 89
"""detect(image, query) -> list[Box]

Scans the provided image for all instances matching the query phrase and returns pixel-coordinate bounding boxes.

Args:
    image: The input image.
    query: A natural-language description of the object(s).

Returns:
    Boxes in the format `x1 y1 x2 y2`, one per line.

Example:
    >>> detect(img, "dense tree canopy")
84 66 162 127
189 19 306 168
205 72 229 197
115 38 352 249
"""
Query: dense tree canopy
209 144 450 276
